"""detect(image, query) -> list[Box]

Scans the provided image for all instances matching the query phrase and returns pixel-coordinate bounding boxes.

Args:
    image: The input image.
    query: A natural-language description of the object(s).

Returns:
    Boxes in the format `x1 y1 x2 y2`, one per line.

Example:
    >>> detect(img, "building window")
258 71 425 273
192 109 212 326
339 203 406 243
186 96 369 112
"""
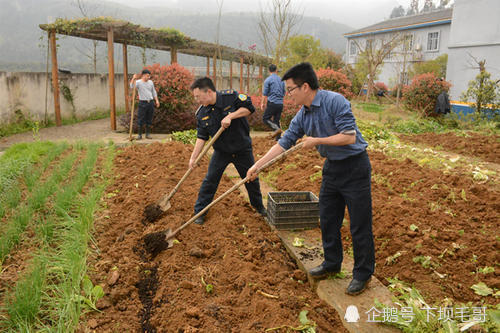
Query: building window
349 40 357 56
427 31 439 51
403 34 413 52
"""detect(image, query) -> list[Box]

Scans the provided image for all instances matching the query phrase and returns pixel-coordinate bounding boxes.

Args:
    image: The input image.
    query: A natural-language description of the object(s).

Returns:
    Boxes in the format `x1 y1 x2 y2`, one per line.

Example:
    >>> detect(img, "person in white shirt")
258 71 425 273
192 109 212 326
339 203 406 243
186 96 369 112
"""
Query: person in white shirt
129 69 160 139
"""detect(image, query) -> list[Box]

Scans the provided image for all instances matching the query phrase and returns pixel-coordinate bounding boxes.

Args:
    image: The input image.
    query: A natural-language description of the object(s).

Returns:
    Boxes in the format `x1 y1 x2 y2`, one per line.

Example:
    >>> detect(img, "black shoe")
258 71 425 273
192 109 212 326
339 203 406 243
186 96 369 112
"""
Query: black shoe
194 215 205 225
346 277 371 295
146 134 152 139
256 207 267 217
308 264 340 279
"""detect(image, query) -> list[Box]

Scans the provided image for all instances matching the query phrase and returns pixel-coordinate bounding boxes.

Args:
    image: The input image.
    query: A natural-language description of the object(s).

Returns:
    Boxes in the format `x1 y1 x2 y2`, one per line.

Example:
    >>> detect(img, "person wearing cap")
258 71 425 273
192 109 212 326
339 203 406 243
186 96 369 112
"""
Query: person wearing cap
247 62 375 296
261 64 285 140
130 69 160 139
189 77 267 225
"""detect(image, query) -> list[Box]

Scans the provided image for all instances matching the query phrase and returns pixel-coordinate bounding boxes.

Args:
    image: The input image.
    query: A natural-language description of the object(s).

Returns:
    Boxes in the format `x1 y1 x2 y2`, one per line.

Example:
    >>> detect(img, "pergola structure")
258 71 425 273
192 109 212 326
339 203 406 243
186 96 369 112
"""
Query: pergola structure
39 17 270 130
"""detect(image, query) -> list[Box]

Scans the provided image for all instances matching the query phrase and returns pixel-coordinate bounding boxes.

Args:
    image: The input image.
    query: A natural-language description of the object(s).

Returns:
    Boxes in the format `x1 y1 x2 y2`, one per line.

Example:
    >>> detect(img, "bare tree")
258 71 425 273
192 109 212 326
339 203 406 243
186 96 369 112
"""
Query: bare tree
353 33 404 100
258 0 303 65
73 0 100 73
215 0 224 88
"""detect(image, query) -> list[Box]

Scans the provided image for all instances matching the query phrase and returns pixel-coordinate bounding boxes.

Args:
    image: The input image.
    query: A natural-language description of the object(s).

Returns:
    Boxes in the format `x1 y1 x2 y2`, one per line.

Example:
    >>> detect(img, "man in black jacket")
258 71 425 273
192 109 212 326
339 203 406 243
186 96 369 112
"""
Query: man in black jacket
189 77 267 225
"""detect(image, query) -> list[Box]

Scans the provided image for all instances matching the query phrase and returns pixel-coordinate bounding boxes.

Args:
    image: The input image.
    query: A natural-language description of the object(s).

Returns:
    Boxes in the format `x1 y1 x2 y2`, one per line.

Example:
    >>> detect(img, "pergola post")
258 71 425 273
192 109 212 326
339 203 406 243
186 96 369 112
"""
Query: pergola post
171 47 177 64
206 57 210 77
49 30 61 126
123 44 129 114
239 57 243 93
259 64 263 91
229 60 233 90
107 27 116 131
246 63 250 94
212 53 217 87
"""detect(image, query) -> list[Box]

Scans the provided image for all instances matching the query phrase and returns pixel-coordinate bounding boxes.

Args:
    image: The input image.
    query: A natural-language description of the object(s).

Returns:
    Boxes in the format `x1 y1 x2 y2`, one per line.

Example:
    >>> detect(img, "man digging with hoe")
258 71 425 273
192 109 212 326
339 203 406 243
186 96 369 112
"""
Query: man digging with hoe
247 63 375 296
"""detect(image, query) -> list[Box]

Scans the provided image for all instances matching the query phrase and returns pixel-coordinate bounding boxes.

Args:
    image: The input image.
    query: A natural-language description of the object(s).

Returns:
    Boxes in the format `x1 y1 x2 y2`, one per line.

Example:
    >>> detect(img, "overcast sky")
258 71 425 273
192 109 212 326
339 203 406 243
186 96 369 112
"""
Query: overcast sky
106 0 420 28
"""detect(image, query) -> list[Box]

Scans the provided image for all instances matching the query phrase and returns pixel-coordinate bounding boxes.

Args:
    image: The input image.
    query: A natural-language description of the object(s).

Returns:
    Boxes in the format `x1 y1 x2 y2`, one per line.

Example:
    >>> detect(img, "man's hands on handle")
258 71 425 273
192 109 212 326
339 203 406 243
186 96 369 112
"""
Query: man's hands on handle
189 138 206 169
221 107 251 129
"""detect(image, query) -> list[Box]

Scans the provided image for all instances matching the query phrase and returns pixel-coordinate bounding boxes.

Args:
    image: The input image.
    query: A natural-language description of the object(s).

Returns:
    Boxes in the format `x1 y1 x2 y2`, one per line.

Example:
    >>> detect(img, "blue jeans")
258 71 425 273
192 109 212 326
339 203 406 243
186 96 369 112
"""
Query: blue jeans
194 148 264 215
319 151 375 281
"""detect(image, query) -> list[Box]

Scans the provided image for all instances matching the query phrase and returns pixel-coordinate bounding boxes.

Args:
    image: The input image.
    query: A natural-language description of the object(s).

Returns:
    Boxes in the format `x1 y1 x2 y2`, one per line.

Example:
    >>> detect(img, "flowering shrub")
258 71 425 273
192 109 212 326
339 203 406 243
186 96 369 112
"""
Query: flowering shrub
120 63 196 133
247 96 299 131
375 82 388 93
316 68 354 99
403 73 451 117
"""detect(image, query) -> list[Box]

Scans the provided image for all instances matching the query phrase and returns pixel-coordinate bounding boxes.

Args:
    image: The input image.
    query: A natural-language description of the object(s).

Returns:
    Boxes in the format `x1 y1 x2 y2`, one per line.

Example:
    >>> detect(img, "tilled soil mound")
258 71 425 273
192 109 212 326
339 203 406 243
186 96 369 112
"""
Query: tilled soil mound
398 131 500 164
84 142 347 332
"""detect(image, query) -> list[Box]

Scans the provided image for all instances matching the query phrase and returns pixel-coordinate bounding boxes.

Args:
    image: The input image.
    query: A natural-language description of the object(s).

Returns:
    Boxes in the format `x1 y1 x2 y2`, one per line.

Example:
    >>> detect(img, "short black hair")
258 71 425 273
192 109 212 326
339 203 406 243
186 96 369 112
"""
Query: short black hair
281 62 319 90
141 69 151 75
268 64 277 72
190 77 216 91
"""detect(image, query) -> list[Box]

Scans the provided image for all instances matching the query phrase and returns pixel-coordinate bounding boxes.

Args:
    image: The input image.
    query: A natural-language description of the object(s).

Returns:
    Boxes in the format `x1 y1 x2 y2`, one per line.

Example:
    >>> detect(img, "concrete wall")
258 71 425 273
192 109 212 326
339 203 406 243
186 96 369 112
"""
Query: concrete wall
0 71 262 125
0 72 127 125
446 0 500 100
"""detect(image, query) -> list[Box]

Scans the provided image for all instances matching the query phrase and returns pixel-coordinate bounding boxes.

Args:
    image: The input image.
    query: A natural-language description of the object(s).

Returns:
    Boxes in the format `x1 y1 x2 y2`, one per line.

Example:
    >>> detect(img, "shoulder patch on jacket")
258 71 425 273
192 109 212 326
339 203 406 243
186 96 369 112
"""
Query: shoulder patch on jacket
238 93 247 101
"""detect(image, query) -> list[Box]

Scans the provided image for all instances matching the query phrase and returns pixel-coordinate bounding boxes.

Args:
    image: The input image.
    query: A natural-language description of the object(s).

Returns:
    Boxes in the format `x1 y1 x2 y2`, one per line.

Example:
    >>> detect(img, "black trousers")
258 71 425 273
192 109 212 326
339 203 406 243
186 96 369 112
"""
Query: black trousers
194 148 264 215
137 100 154 127
319 151 375 281
262 102 283 132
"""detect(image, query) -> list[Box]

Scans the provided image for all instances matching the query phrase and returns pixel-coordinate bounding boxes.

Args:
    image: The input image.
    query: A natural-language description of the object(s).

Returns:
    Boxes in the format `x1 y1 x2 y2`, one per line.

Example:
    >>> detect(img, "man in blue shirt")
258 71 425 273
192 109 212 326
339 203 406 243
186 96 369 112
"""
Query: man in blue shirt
247 63 375 296
261 64 285 139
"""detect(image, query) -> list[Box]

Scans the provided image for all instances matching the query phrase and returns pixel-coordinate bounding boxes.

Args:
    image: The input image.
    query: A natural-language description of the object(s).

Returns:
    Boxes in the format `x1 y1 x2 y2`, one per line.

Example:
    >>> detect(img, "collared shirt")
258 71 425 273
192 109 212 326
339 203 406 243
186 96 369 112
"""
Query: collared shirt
263 73 285 104
278 90 368 161
196 90 255 154
131 80 158 101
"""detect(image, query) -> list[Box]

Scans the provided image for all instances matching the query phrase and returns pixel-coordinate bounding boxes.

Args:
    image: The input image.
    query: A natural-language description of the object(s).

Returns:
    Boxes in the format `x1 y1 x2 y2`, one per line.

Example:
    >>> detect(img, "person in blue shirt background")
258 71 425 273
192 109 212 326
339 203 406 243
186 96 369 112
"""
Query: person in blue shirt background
247 62 375 296
261 64 285 140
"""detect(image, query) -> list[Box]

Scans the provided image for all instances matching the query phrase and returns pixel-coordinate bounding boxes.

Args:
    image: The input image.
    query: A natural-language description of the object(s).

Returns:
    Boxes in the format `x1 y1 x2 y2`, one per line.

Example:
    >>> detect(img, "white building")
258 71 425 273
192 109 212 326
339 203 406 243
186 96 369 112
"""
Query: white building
345 0 500 105
446 0 500 101
344 8 452 89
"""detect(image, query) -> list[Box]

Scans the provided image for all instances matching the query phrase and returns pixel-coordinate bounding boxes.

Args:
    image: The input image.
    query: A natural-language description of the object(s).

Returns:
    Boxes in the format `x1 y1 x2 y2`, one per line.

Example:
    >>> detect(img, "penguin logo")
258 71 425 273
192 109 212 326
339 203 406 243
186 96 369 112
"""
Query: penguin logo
344 305 360 323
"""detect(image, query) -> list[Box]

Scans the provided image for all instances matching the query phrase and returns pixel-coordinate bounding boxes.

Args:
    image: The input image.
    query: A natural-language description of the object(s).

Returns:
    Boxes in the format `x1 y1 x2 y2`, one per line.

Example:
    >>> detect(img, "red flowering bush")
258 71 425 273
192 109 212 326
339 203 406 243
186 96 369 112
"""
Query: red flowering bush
403 73 451 116
120 63 196 133
375 82 388 93
316 68 354 99
247 96 299 131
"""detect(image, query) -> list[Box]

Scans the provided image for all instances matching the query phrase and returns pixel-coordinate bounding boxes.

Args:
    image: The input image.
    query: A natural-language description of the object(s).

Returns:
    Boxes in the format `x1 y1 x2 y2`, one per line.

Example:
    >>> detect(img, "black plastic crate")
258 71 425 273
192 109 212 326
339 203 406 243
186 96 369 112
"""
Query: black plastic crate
266 192 319 230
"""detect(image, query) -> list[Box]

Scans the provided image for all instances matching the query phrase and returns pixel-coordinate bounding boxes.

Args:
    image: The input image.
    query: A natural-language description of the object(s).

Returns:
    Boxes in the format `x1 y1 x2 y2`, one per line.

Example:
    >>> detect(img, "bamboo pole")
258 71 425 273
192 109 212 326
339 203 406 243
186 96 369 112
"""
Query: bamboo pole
107 27 116 131
229 60 233 89
123 44 129 114
171 47 178 64
239 57 243 93
49 30 61 126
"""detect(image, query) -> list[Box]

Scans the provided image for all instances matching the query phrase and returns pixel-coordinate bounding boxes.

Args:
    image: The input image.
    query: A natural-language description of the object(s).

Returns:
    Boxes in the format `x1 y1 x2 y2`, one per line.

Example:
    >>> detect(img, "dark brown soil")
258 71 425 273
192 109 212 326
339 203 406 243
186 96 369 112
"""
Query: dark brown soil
84 141 348 332
398 131 500 164
143 204 165 224
143 231 169 257
252 136 500 305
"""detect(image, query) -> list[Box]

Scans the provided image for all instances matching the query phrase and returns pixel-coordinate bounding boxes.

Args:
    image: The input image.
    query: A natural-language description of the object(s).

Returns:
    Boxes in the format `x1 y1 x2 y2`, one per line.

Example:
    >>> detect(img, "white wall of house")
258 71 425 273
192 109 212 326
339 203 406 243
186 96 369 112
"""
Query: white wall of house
346 23 451 88
446 0 500 100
